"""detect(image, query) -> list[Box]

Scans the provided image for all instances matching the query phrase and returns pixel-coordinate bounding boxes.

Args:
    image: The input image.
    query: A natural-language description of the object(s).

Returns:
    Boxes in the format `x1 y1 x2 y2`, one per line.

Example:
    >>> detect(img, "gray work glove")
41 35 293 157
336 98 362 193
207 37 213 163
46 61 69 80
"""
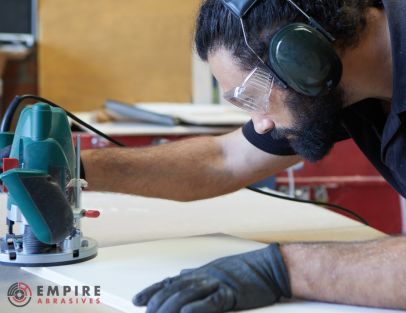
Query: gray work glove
133 243 291 313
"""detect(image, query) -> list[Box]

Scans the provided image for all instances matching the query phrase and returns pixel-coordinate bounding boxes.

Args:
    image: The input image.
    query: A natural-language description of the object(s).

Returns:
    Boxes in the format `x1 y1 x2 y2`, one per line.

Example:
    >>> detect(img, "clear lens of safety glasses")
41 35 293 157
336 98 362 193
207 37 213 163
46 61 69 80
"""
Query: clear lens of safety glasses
223 67 275 113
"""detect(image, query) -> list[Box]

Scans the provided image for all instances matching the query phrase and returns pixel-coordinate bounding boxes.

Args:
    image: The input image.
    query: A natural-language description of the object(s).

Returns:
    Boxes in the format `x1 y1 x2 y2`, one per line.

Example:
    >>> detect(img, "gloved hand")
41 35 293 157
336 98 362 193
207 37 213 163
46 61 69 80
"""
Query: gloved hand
133 243 291 313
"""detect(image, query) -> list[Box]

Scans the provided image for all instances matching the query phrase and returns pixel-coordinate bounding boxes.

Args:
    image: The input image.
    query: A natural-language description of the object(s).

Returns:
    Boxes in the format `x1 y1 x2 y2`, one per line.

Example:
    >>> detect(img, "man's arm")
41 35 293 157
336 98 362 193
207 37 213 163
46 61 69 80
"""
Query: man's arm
282 236 406 309
134 236 406 312
81 128 300 200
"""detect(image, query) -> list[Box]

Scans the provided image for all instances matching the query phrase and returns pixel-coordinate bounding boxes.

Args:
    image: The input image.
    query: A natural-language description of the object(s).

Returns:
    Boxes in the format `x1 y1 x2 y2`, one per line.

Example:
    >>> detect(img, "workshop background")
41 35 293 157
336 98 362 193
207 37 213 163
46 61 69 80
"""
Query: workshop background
0 0 405 234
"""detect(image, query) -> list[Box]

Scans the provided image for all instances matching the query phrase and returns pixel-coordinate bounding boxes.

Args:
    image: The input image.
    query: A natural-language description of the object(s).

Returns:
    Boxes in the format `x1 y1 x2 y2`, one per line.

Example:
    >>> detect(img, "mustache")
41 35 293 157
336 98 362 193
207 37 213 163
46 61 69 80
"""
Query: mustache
270 127 301 140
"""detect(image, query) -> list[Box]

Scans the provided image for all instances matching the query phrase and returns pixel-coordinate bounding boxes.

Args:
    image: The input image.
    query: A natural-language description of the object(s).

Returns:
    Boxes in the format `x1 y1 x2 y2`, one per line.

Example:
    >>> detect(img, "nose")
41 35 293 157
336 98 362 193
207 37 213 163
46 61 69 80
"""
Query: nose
251 113 275 134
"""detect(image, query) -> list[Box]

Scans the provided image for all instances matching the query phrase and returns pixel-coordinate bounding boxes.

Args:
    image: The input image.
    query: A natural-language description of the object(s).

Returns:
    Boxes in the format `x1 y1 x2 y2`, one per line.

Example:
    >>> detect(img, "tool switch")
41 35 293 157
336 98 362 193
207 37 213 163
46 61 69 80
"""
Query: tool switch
83 210 100 218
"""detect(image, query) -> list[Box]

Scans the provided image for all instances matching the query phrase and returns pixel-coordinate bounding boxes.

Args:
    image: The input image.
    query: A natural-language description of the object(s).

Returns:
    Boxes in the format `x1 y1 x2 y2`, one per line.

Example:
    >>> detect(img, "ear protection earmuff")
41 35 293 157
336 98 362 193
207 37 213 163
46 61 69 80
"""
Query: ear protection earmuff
221 0 343 97
269 23 342 96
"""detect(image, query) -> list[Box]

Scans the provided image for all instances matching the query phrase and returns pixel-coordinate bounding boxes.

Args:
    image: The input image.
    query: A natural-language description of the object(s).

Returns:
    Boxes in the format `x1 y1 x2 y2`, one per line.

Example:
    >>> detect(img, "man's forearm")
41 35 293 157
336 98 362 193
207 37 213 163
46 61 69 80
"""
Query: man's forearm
81 136 245 200
281 236 406 309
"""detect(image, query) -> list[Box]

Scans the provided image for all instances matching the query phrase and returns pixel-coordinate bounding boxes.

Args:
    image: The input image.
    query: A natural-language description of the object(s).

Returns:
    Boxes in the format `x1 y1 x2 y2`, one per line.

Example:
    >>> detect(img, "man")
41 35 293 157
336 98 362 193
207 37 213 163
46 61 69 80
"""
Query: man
82 0 406 312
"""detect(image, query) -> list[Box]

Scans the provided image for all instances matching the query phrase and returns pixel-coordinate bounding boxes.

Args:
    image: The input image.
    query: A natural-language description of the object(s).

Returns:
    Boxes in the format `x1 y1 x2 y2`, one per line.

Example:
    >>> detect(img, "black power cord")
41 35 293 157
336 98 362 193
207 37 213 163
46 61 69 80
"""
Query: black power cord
2 95 369 225
246 186 368 225
0 95 125 147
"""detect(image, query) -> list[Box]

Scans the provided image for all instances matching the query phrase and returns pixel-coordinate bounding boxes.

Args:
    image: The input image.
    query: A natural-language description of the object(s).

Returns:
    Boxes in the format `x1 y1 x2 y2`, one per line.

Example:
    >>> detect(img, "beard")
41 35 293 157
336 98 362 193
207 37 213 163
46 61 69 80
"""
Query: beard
270 87 345 162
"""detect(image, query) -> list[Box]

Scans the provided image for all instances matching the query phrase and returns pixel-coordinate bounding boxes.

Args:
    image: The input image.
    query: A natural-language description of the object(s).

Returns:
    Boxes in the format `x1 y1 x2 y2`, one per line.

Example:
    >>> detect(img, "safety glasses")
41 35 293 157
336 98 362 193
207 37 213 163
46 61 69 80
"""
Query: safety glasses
223 66 275 113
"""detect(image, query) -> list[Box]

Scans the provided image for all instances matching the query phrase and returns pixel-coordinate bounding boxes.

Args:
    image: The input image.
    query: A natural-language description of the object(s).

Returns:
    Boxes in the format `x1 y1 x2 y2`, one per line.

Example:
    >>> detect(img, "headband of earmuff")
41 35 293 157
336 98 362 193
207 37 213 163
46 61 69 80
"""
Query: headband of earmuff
221 0 343 96
222 0 257 17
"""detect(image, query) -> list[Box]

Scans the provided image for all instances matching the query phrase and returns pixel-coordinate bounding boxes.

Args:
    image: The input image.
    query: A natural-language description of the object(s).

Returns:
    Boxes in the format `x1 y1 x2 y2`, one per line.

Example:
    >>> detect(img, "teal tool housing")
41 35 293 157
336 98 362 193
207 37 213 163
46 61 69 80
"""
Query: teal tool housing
0 102 98 266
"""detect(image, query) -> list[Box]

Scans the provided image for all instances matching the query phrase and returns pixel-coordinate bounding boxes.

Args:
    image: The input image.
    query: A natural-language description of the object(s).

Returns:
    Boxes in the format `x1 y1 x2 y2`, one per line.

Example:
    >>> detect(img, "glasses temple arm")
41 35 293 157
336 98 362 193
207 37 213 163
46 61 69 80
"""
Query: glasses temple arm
240 18 288 89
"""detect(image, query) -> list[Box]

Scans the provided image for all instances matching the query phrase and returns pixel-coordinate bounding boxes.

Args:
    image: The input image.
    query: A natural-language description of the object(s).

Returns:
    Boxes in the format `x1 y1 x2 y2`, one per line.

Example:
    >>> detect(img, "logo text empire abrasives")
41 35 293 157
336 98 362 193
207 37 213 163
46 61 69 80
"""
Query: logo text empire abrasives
7 282 101 307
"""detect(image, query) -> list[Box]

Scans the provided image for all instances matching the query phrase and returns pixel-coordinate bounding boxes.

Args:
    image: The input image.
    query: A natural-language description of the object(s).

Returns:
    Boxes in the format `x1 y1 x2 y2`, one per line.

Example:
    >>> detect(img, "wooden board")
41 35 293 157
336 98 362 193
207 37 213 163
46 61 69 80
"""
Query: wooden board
24 235 402 313
38 0 200 111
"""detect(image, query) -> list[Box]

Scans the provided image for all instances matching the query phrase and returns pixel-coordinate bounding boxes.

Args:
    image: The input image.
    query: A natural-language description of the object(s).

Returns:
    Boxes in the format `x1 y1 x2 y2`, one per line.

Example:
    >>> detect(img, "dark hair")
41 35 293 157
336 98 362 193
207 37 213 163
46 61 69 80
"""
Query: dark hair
195 0 382 71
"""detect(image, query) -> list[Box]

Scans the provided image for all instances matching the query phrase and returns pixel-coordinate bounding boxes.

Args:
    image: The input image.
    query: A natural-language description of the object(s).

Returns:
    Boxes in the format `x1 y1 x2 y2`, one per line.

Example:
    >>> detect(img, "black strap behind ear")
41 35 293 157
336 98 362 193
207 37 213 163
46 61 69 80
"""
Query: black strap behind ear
269 23 342 96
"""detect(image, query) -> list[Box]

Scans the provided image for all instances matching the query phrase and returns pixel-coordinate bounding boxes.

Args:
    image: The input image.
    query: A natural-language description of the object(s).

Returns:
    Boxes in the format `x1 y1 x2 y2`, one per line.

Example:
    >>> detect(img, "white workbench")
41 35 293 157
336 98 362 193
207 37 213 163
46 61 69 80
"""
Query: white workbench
0 190 392 313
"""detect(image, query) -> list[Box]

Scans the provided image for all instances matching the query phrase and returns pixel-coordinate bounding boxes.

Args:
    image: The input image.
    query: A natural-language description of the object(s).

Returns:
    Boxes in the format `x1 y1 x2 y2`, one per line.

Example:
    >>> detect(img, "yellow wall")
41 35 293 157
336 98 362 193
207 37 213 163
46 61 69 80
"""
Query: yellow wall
38 0 201 111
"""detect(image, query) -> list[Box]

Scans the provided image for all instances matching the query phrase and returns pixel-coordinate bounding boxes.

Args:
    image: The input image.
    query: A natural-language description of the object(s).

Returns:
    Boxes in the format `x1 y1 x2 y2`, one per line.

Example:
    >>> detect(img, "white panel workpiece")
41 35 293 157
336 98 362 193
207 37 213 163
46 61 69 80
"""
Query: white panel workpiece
77 190 385 247
25 235 402 313
0 190 384 248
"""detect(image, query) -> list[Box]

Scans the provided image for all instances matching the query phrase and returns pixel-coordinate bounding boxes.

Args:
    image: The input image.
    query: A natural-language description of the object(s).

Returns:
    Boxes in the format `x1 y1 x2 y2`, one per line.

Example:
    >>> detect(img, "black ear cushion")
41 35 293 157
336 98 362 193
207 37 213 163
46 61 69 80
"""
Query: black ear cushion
269 23 342 96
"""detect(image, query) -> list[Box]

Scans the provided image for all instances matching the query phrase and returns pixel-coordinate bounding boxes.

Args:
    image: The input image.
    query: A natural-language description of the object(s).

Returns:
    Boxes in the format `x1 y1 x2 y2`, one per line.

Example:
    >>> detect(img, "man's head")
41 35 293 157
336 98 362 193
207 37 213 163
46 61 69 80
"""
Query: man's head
195 0 382 161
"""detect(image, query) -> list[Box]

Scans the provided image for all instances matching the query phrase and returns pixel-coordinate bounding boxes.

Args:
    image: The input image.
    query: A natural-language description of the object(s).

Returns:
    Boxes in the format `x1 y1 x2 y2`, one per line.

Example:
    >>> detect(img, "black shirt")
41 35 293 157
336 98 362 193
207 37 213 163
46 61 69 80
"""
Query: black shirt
242 0 406 197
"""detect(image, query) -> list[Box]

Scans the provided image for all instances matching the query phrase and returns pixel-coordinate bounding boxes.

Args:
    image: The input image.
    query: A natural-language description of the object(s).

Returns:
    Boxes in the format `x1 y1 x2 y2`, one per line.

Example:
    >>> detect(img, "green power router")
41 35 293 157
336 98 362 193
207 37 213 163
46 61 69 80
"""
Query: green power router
0 103 98 266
